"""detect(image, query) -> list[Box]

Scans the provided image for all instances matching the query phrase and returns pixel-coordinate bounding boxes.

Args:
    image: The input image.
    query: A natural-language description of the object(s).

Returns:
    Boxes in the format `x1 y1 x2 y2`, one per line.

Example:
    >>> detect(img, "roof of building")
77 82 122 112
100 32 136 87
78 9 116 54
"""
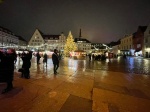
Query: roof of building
42 35 60 40
36 28 44 35
133 26 147 38
74 38 91 43
17 36 27 42
138 26 147 32
91 43 103 45
0 26 14 35
35 29 62 40
107 40 121 47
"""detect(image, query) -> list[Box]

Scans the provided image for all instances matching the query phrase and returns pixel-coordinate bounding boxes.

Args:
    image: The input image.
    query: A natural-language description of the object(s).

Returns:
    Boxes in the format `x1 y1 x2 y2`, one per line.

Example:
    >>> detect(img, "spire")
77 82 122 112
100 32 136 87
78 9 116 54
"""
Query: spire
69 31 72 36
79 29 82 38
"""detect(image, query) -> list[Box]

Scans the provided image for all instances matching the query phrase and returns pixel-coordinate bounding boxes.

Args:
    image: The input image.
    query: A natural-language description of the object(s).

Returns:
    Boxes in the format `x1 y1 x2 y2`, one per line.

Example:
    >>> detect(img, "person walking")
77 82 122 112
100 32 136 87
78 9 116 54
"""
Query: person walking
43 52 48 66
88 53 91 61
22 51 32 79
36 51 41 64
52 49 59 75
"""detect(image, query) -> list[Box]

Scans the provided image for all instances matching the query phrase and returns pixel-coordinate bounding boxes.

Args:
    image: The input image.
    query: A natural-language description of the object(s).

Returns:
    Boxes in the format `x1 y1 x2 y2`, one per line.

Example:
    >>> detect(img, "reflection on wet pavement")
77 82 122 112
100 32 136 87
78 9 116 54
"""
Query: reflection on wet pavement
15 56 150 76
0 56 150 112
59 56 150 75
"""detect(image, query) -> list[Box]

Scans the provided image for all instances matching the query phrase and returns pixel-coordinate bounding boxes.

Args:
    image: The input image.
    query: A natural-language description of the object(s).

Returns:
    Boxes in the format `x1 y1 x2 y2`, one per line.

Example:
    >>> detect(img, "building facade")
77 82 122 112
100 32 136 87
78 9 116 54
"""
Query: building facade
143 25 150 58
0 26 19 48
133 26 147 56
74 38 91 53
18 36 28 50
28 29 66 52
120 35 134 56
91 43 107 54
74 29 91 53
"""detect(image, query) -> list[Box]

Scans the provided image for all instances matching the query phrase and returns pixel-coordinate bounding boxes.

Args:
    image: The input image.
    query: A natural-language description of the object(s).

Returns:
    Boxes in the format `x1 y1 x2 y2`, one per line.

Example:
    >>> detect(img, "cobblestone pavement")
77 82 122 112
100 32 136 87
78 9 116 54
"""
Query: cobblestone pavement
0 56 150 112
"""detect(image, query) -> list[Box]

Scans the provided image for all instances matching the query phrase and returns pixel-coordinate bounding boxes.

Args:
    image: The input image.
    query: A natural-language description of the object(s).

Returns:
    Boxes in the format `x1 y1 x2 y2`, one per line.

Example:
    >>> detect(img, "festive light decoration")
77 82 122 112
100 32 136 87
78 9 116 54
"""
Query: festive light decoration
64 31 77 56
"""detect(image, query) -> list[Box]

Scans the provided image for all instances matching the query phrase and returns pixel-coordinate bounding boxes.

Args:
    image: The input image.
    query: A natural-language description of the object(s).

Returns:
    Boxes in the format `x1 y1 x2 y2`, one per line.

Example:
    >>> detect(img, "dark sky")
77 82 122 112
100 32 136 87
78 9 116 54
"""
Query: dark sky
0 0 150 43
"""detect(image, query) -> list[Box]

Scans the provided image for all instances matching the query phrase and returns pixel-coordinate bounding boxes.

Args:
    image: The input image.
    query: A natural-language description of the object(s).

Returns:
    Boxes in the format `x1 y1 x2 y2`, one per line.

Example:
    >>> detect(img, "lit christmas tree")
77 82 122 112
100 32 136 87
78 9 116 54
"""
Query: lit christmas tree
64 31 77 56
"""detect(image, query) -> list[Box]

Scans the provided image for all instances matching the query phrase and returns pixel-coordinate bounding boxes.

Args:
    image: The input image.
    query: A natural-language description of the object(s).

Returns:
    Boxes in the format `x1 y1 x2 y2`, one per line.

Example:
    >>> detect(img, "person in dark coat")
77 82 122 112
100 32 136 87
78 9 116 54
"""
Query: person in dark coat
43 53 48 66
52 49 59 75
36 51 41 64
0 49 17 94
21 51 32 79
88 53 91 61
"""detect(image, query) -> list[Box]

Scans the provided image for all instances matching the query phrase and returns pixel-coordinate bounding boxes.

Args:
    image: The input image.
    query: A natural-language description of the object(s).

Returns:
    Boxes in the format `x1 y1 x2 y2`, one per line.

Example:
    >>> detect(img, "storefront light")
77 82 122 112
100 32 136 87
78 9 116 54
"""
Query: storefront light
146 48 150 51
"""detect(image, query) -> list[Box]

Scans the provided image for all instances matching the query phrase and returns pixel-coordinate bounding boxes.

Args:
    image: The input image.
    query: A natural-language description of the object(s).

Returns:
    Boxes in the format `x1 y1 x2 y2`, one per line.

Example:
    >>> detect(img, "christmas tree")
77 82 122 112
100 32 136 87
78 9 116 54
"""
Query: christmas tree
64 31 77 56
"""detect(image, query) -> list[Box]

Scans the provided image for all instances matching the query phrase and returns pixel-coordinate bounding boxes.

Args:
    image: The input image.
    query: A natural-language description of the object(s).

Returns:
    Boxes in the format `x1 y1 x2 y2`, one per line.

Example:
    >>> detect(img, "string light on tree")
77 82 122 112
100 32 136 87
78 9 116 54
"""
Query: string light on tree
64 31 77 56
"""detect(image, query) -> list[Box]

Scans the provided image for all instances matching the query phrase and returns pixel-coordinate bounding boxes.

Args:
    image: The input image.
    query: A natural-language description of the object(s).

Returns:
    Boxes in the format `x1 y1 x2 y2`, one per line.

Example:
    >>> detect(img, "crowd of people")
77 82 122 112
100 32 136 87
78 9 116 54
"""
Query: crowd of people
0 49 17 94
88 53 106 61
0 48 60 94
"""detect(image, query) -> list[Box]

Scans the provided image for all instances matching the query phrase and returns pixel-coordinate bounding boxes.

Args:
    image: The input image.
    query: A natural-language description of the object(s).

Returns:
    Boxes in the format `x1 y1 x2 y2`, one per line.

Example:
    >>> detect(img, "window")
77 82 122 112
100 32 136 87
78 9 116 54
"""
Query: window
137 44 141 48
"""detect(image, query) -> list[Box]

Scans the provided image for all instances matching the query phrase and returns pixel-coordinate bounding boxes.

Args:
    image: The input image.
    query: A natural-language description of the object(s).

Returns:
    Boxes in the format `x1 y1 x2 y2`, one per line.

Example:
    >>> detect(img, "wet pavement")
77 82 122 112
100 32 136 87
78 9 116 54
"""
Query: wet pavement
0 56 150 112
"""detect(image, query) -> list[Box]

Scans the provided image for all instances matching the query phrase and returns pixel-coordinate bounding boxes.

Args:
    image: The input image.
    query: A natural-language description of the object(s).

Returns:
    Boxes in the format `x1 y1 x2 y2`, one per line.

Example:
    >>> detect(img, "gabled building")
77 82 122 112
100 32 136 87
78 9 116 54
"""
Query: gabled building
28 29 66 51
143 25 150 58
28 29 45 50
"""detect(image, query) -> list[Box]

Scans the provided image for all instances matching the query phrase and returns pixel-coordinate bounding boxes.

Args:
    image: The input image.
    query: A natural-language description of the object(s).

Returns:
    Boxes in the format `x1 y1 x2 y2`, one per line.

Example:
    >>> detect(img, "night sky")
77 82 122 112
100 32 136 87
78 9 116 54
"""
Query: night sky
0 0 150 43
